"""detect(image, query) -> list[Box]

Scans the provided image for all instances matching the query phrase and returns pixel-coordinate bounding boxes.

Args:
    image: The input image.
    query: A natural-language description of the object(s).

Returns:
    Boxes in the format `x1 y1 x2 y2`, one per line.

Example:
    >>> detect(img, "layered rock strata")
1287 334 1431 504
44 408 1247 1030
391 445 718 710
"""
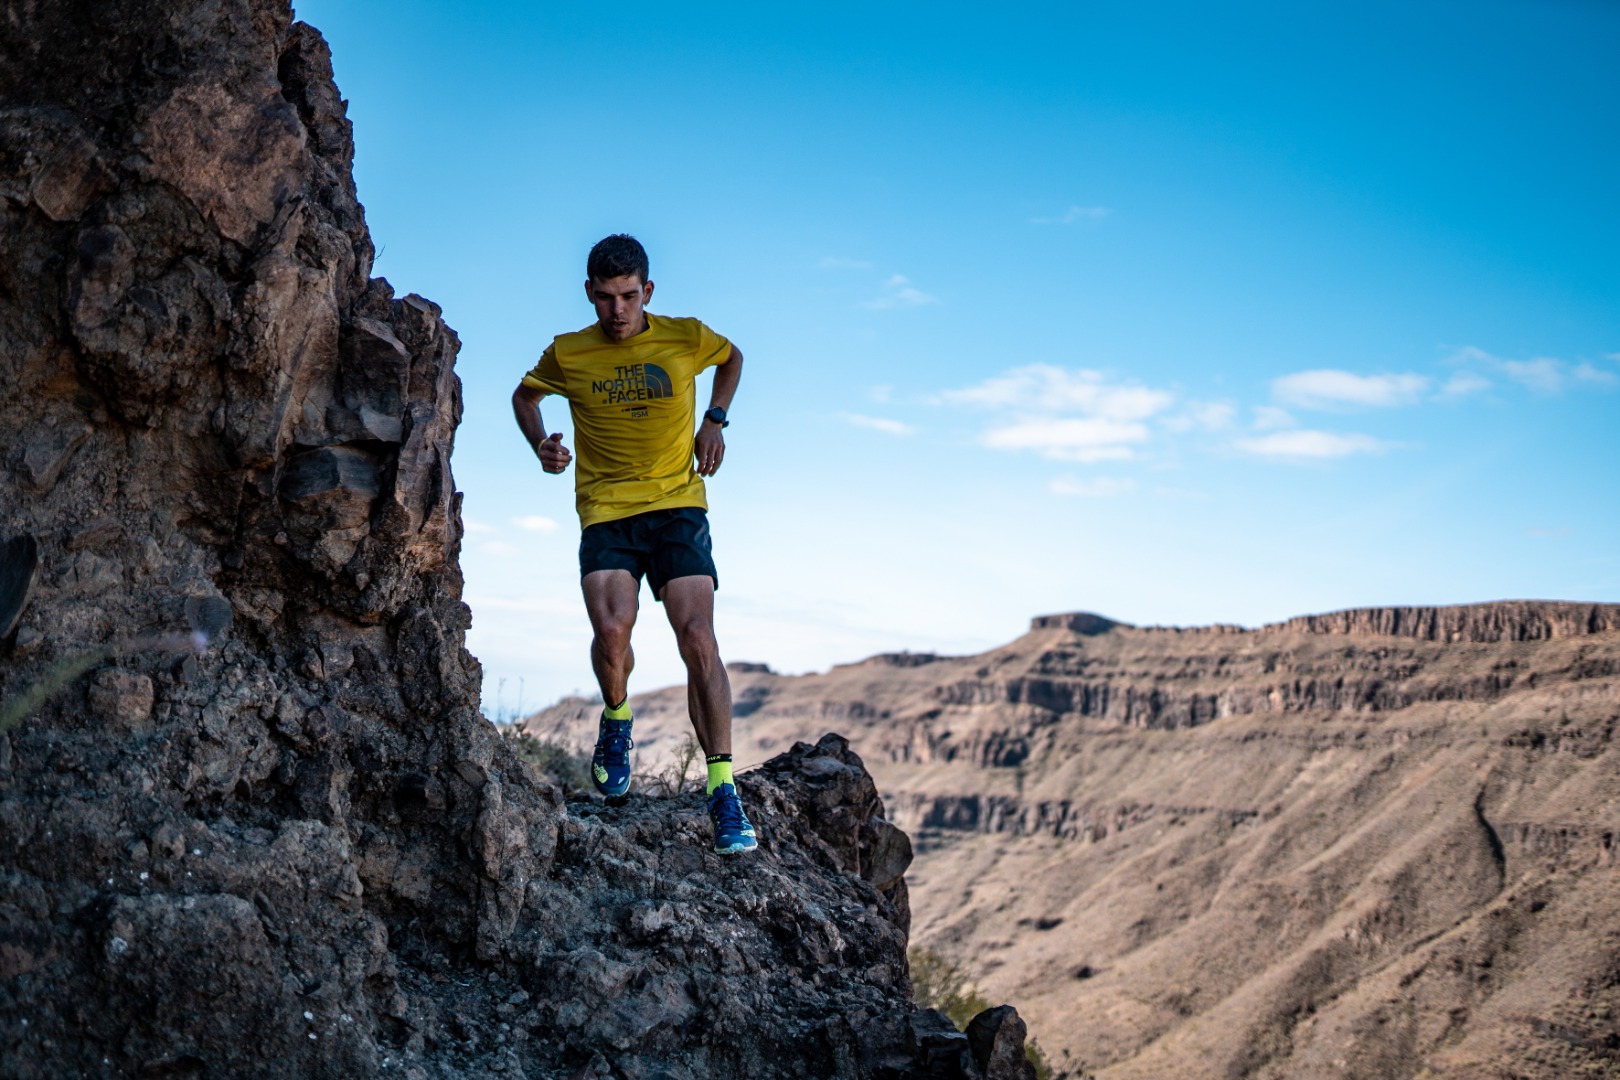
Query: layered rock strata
534 602 1620 1077
0 4 1037 1077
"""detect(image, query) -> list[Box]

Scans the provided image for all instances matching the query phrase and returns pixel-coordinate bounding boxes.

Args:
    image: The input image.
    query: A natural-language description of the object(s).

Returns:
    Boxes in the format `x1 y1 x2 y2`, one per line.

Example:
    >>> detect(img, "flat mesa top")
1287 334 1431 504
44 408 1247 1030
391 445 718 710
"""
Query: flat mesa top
1030 601 1620 644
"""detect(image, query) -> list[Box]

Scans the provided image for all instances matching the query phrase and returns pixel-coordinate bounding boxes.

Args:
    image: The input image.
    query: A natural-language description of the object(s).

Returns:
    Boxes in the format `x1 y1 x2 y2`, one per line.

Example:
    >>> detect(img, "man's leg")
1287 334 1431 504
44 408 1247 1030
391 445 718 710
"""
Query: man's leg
583 569 639 706
583 569 639 798
660 574 730 756
663 574 756 855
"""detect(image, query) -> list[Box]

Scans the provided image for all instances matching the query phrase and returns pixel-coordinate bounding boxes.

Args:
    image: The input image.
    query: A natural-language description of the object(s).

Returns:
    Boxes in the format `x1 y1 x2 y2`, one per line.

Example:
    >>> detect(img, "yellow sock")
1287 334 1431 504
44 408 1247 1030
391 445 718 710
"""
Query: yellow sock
603 699 632 721
706 754 734 795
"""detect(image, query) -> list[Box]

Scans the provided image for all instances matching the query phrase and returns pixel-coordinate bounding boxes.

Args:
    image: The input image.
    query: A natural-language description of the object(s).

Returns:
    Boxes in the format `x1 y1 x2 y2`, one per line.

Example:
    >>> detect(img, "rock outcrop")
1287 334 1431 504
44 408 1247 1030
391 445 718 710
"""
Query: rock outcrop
1263 600 1620 643
0 5 1039 1077
535 601 1620 1078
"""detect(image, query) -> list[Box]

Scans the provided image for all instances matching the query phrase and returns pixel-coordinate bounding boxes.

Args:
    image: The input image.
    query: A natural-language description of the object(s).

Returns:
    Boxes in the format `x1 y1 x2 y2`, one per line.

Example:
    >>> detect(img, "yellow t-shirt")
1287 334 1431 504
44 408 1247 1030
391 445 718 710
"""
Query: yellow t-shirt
522 313 732 527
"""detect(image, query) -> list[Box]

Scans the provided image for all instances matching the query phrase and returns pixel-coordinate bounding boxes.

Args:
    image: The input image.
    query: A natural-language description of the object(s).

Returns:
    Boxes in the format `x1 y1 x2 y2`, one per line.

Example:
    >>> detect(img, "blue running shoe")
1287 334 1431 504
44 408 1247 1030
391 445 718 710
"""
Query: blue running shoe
591 713 633 800
707 783 758 855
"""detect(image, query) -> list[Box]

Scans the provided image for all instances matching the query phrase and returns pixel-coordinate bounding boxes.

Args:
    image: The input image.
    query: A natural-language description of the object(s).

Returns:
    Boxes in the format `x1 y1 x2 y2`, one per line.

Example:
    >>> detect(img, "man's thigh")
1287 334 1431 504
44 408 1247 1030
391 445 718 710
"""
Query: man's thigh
659 574 714 633
582 569 639 633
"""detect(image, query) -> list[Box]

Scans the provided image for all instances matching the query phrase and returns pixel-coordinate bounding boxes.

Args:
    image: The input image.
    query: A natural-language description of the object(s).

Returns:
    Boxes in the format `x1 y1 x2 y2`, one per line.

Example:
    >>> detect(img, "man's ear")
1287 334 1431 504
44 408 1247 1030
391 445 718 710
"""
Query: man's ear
642 279 655 305
583 279 594 302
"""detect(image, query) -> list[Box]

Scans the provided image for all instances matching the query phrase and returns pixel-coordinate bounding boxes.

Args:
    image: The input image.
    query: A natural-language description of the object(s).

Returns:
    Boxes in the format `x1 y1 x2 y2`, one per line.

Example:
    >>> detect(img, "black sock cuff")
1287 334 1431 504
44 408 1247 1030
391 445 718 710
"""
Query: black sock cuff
706 754 732 764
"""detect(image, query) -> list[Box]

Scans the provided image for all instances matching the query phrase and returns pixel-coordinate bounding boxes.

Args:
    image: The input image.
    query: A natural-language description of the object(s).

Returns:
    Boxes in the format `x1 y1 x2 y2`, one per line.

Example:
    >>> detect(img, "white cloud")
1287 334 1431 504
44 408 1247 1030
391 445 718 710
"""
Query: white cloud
1444 346 1620 395
1500 357 1565 394
939 365 1172 420
1192 402 1237 430
940 365 1173 462
1030 205 1112 225
1251 405 1297 430
1438 371 1492 399
1162 401 1236 433
478 540 522 558
863 274 938 310
982 417 1149 461
1235 430 1390 460
817 256 873 270
1447 345 1494 365
513 515 560 534
839 412 915 436
869 384 893 404
1573 362 1620 388
1273 369 1429 410
1050 475 1136 497
463 518 497 534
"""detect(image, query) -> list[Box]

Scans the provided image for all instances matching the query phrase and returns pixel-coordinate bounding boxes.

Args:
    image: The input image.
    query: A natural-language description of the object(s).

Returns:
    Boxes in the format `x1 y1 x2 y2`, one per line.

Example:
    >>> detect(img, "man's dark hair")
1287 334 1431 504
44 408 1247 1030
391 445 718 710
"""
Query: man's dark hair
587 234 649 283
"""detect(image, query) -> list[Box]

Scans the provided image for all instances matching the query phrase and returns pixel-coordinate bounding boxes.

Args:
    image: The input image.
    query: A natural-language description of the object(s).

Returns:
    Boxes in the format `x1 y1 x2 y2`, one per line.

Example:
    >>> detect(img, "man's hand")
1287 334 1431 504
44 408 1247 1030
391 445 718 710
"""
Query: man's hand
513 382 570 475
695 345 741 478
695 421 725 477
539 432 572 474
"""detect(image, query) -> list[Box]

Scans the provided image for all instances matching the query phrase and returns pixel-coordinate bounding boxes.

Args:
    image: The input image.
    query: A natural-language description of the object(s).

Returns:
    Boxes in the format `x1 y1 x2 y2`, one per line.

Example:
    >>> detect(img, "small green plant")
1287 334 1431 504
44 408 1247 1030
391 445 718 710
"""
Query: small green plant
909 946 992 1029
505 730 593 792
908 946 1070 1079
1025 1036 1059 1080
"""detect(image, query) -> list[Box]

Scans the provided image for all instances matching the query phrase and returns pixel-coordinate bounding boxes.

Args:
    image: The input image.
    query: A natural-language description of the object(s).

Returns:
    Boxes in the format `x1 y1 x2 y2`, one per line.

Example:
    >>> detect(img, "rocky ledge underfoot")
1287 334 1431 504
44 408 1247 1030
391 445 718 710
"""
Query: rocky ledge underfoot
3 730 1038 1080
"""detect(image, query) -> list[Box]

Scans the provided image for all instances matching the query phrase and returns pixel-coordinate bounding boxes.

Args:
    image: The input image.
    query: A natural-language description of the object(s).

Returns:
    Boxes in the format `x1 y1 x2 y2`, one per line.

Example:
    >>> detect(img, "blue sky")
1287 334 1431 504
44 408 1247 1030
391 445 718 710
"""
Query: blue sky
294 0 1619 715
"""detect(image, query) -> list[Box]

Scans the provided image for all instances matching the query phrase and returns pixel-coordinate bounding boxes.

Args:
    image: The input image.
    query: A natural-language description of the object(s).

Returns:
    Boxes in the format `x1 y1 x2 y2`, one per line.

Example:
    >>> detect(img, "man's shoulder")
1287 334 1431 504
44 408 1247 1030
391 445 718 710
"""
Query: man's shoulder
647 313 712 338
553 322 604 348
649 315 731 360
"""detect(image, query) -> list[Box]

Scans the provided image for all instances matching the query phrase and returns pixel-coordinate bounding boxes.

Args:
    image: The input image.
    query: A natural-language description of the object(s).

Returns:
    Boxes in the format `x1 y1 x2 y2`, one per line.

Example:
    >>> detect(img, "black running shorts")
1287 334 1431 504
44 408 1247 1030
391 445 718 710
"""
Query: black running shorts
578 506 718 601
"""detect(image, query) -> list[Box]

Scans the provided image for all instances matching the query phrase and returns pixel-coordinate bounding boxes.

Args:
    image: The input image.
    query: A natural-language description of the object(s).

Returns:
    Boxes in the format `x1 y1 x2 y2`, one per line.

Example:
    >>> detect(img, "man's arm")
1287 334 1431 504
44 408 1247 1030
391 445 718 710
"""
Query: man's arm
694 345 742 477
512 382 571 474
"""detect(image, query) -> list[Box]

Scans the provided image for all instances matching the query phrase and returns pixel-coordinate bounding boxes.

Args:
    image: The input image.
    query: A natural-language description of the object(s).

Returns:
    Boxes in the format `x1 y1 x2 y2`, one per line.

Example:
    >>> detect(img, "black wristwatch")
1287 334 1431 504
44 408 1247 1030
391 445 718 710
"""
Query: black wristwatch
704 406 729 428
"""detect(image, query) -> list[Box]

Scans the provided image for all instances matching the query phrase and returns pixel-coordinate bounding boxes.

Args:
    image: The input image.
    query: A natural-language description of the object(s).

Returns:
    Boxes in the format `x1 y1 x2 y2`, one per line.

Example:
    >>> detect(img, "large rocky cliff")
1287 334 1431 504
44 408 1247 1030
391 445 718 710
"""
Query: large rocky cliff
0 5 1037 1077
536 602 1620 1078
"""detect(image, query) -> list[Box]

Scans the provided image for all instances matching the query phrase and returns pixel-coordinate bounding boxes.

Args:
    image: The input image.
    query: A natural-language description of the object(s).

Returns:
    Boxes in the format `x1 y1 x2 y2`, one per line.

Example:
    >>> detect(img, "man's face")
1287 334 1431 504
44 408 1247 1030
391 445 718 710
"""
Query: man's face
586 274 654 341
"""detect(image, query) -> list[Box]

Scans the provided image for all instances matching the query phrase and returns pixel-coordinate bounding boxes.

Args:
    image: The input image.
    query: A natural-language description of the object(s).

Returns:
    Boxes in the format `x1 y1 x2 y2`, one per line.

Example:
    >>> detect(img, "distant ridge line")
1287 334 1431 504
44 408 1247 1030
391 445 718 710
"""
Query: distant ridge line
1031 601 1620 643
1264 601 1620 643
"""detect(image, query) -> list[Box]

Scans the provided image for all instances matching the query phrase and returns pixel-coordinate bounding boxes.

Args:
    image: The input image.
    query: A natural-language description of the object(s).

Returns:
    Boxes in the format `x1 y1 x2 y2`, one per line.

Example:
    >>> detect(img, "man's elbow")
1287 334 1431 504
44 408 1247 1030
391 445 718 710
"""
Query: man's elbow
513 383 541 406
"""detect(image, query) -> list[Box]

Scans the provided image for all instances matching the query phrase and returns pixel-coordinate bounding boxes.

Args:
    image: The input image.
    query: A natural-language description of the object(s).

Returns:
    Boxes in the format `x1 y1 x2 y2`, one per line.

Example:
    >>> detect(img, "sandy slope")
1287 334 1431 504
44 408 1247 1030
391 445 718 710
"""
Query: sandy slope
525 604 1620 1078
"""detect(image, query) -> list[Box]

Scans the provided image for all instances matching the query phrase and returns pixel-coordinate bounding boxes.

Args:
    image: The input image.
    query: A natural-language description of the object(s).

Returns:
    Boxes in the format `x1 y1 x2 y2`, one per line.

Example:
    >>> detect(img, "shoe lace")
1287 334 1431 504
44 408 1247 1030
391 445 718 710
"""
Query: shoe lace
709 787 745 832
598 720 632 766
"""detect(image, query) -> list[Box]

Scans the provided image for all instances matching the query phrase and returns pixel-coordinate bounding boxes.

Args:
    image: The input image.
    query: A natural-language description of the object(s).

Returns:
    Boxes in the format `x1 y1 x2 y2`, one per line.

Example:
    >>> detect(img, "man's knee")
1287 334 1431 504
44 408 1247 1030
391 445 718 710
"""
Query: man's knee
594 613 635 653
674 618 718 666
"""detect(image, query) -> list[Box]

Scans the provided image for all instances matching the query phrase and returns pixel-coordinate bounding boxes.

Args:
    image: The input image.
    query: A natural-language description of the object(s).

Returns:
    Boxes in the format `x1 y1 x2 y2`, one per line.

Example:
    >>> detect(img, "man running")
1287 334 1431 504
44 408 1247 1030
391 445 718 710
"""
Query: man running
511 234 756 855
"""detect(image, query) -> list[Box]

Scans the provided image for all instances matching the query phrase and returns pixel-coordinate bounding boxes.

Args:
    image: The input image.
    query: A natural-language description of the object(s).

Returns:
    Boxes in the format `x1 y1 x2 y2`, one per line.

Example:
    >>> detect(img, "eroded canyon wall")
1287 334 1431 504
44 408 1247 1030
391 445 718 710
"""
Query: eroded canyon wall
536 603 1620 1078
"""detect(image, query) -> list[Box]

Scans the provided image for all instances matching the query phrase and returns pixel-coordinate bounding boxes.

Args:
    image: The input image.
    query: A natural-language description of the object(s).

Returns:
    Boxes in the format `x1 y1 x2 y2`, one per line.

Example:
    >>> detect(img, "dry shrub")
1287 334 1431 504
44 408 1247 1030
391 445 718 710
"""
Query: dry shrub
637 732 704 797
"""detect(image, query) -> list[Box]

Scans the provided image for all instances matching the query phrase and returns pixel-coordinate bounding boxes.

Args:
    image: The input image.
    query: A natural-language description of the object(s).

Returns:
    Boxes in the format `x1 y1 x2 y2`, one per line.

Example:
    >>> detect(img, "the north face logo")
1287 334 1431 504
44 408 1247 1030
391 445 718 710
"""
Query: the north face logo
642 364 672 399
591 363 673 404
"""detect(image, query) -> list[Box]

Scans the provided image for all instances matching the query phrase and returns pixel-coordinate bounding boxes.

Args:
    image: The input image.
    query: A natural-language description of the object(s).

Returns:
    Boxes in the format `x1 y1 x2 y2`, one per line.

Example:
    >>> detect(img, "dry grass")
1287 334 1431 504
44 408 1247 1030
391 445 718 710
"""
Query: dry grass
635 732 704 797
